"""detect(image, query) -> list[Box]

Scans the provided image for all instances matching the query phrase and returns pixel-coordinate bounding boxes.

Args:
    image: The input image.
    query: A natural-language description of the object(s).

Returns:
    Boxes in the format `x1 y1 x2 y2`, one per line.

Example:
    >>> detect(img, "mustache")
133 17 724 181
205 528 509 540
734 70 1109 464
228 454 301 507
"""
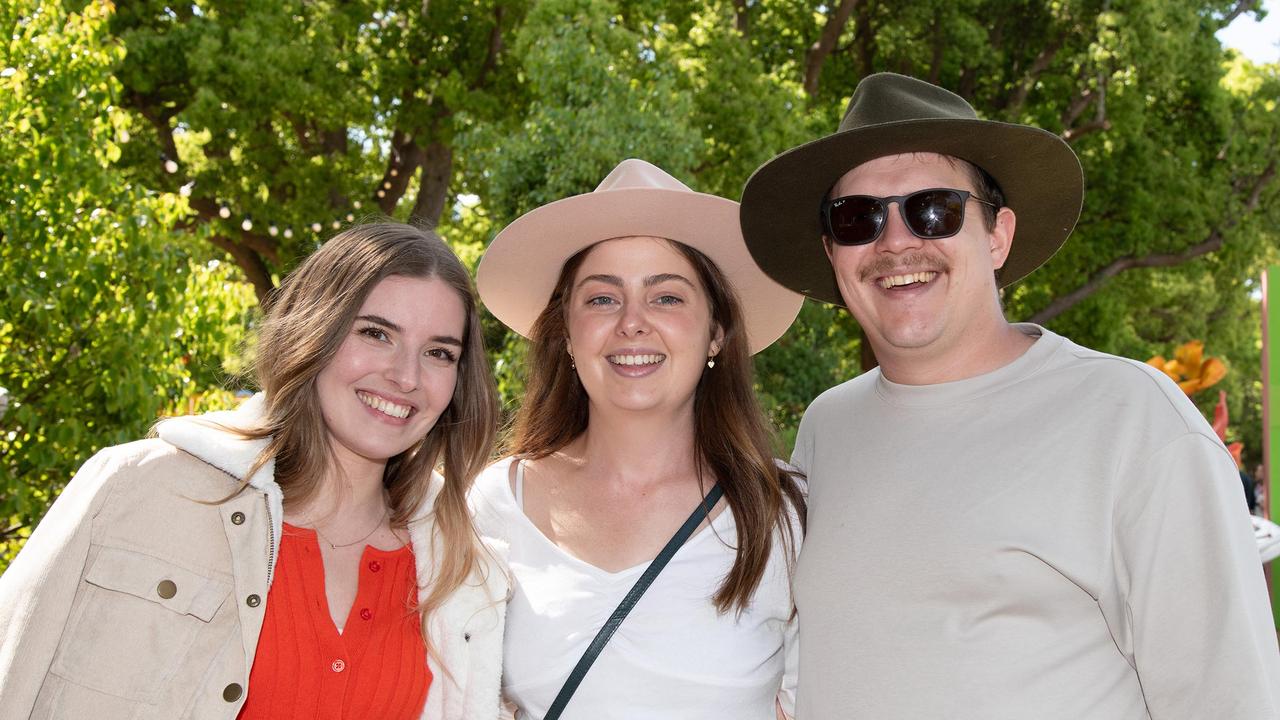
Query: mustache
860 251 952 281
858 251 951 283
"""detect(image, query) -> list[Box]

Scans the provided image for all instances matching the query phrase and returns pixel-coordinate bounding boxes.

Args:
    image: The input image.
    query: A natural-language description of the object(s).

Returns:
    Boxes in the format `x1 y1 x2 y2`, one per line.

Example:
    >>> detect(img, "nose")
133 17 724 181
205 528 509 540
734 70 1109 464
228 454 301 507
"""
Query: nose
875 201 924 253
385 345 419 391
617 297 650 337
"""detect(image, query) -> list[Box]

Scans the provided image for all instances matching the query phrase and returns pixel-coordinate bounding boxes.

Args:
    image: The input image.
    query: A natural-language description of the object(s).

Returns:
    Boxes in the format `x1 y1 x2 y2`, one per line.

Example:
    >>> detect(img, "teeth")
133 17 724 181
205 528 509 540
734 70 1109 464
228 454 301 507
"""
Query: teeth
357 391 411 419
607 353 666 366
879 271 938 289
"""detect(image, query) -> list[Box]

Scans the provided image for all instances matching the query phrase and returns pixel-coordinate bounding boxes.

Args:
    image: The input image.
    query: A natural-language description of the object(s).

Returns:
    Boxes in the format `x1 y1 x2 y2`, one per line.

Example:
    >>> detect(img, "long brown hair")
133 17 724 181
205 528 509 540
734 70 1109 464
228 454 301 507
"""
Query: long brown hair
511 239 805 613
245 222 498 634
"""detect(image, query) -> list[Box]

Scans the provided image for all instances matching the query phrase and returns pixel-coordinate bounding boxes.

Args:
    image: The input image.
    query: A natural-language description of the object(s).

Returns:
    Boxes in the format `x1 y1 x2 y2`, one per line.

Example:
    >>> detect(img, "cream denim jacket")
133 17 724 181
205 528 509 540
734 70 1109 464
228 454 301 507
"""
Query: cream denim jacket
0 397 509 720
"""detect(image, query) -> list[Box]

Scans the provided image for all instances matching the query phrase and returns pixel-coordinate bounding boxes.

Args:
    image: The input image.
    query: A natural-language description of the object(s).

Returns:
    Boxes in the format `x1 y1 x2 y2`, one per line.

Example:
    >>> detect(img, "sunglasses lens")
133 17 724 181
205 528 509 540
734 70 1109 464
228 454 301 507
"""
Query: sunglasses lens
904 189 965 238
827 197 885 245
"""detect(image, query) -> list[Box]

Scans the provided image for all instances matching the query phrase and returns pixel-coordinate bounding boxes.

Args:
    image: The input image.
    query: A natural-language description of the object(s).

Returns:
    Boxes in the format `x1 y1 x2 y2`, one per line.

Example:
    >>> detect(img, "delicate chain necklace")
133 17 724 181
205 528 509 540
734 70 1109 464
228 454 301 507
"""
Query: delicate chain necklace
313 504 390 550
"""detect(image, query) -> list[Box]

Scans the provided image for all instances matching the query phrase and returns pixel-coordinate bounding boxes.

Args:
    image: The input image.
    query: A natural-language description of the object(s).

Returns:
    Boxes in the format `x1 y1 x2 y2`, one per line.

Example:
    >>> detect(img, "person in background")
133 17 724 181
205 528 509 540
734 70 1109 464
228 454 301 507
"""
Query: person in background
0 223 507 720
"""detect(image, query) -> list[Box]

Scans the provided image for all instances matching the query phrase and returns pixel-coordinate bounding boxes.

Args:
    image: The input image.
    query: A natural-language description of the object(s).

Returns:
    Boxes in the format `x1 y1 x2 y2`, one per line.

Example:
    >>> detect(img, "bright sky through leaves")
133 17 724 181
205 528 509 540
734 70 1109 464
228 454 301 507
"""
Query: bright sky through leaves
1218 0 1280 63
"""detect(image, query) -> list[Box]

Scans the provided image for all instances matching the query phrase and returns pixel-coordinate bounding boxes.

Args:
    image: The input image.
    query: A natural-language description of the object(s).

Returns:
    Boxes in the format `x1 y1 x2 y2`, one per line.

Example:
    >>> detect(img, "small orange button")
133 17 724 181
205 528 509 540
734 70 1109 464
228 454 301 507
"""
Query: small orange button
368 560 382 572
360 608 372 621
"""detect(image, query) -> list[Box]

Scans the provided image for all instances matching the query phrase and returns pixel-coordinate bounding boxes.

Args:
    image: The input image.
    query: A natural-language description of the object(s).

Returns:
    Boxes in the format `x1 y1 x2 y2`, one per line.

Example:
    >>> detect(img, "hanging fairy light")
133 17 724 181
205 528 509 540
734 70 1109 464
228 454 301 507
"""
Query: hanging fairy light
268 225 279 237
179 183 193 198
283 228 294 239
218 205 231 219
345 213 355 222
241 217 253 231
164 159 179 174
311 222 323 232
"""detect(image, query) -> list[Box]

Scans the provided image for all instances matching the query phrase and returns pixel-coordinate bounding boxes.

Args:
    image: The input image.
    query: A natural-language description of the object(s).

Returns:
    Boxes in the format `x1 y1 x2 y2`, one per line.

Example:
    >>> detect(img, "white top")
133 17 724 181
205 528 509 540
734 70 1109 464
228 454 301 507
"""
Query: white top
791 324 1280 719
471 458 800 720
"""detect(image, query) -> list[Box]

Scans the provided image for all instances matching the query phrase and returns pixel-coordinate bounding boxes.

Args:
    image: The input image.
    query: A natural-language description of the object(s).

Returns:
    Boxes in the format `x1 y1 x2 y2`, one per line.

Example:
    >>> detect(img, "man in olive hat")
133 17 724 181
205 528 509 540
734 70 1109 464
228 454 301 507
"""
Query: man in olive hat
741 73 1279 719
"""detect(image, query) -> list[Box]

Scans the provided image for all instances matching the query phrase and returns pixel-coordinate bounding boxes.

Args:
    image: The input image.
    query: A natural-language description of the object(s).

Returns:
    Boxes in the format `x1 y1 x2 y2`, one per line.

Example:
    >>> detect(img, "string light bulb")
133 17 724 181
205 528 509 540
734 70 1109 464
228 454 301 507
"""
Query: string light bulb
241 218 253 231
218 206 231 219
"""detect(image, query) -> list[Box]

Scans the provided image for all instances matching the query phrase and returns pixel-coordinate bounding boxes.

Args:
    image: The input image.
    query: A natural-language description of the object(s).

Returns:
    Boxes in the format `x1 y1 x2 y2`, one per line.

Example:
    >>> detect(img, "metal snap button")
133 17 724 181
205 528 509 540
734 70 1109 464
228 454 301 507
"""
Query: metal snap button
231 511 246 525
223 683 243 702
156 580 177 599
245 594 261 608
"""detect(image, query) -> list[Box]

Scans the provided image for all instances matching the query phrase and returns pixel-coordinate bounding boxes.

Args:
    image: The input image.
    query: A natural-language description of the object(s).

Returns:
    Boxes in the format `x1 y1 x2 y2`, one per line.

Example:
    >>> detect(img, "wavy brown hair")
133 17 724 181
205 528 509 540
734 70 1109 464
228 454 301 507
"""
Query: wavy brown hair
242 222 498 641
511 239 805 614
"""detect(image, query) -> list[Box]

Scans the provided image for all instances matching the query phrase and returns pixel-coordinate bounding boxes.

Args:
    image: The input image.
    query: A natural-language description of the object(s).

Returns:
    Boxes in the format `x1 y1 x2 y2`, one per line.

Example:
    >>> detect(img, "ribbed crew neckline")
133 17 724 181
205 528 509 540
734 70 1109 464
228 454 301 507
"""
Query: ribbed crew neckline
874 323 1062 407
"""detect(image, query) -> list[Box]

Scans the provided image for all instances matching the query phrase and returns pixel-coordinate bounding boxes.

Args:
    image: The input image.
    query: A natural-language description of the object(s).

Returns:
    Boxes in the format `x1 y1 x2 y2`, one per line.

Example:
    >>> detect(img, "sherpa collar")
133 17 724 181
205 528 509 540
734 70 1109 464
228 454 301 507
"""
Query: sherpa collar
155 393 284 552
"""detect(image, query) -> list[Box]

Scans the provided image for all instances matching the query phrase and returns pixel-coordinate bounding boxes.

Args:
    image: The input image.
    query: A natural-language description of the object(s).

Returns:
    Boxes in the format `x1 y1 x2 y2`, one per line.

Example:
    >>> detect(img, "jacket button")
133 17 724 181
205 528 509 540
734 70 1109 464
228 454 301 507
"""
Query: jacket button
223 683 243 702
231 511 246 525
331 658 346 673
246 594 261 608
156 580 177 599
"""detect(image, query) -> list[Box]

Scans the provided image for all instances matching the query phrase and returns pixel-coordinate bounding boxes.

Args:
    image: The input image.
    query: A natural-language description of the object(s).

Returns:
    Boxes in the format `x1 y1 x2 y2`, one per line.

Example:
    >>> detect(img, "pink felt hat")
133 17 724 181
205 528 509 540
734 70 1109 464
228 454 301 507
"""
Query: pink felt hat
477 158 803 354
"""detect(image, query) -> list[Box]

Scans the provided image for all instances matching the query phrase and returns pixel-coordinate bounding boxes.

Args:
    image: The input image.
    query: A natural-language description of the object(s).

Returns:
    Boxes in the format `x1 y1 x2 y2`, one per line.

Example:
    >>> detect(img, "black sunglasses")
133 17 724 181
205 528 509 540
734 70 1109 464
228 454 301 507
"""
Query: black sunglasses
820 188 998 246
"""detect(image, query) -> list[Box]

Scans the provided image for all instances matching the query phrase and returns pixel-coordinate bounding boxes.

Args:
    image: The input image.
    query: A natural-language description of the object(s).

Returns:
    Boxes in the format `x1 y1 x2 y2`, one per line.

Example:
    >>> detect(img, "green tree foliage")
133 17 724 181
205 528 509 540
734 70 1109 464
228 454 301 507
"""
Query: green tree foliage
4 0 1279 566
0 0 256 560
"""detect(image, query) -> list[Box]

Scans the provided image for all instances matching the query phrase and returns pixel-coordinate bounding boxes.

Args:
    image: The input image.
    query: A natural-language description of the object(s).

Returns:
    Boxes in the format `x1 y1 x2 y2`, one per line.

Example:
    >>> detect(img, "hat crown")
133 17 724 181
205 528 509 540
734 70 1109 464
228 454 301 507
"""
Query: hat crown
839 72 979 133
595 158 693 193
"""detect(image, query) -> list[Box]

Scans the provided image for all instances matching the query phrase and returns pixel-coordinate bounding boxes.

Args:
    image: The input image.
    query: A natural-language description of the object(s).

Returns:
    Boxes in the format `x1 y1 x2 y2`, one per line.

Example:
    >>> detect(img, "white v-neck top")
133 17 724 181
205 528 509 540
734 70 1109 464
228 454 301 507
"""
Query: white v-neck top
471 457 799 720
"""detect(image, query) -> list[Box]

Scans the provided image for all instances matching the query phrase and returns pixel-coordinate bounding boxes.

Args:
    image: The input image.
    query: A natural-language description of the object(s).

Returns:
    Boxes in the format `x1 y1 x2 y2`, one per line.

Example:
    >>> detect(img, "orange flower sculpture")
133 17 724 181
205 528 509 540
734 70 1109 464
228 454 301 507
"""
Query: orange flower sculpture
1146 340 1227 396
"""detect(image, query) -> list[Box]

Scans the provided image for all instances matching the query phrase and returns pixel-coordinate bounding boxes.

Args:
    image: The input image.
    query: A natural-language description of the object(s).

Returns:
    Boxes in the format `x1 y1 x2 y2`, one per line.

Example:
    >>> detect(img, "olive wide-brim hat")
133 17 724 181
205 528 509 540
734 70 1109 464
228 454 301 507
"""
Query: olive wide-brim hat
477 158 804 355
740 72 1084 306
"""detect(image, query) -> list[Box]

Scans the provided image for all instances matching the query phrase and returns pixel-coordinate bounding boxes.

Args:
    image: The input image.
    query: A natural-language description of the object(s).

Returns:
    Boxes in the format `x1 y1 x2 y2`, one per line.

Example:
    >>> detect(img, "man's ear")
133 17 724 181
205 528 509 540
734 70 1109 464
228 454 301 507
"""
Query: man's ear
989 207 1017 270
823 235 836 263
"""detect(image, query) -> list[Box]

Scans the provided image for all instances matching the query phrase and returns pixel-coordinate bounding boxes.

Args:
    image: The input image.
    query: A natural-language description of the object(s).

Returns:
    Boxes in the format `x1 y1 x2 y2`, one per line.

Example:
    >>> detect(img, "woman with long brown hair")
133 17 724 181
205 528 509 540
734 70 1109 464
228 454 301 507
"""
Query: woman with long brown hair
472 159 806 720
0 223 506 719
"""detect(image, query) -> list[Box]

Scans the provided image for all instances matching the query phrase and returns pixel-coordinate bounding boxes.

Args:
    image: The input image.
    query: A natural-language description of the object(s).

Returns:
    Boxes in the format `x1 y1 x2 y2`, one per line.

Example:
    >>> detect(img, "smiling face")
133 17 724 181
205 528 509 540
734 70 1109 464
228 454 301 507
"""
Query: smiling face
825 153 1016 378
565 236 722 418
315 274 466 476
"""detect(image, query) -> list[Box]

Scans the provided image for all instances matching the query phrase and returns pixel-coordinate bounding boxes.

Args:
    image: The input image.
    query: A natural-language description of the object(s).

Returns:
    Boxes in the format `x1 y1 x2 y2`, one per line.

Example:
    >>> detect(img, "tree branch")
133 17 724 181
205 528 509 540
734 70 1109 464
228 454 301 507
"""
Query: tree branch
1028 159 1277 324
733 0 749 35
376 129 427 215
409 142 453 227
1218 0 1261 28
1002 32 1067 115
475 5 506 89
1061 71 1109 142
209 235 275 301
804 0 859 98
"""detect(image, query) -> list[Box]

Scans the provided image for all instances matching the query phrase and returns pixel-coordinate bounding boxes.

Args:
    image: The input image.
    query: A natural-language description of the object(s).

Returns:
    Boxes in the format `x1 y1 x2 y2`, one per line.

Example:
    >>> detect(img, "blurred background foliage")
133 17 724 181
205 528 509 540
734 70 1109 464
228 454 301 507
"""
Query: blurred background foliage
3 0 1278 563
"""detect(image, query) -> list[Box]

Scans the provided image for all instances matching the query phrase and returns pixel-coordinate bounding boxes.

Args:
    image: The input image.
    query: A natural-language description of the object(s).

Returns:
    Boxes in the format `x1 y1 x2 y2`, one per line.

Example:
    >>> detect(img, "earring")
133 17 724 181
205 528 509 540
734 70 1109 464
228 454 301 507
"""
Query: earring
707 358 716 369
568 350 575 369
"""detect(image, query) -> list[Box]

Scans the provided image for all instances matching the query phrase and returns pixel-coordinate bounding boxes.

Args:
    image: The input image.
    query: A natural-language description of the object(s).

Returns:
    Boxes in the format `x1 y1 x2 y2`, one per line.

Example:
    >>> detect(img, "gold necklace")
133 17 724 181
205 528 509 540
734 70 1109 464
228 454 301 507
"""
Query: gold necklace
313 505 390 549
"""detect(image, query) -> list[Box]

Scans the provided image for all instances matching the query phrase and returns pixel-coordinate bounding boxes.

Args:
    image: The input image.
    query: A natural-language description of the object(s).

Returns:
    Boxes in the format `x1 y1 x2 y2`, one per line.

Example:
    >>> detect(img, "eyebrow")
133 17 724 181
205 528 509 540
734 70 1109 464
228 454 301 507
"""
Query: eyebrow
356 314 463 347
574 273 696 290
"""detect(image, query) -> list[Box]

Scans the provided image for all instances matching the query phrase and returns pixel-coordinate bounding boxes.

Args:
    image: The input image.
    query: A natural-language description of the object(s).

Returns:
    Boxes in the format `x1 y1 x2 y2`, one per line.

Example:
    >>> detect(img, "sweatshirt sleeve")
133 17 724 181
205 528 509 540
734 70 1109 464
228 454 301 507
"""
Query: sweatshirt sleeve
1110 432 1280 719
0 446 126 719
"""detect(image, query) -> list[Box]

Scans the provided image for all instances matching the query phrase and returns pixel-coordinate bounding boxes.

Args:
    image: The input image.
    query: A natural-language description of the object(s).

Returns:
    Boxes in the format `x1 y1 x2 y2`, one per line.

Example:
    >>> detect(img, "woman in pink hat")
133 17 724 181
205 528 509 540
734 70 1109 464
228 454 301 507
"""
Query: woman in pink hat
472 159 806 720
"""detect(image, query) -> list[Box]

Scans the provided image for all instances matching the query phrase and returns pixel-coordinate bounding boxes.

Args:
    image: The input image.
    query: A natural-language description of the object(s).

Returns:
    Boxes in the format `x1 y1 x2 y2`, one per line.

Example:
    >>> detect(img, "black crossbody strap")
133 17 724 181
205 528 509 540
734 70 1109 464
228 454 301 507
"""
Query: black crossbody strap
542 483 725 720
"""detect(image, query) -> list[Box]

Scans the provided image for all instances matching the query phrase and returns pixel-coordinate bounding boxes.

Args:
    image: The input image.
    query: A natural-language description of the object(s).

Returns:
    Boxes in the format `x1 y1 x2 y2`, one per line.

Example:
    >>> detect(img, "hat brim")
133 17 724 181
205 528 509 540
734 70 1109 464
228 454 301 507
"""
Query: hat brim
477 187 804 355
740 118 1084 306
